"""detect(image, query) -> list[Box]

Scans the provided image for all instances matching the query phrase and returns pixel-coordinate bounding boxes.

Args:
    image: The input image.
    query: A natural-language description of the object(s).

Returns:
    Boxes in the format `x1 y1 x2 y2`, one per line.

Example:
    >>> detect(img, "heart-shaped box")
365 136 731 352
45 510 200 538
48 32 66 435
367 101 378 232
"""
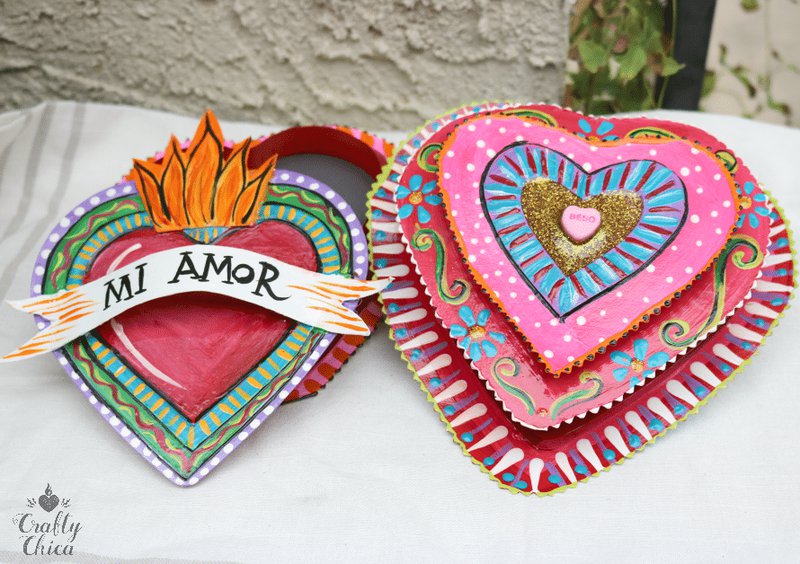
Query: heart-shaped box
370 103 795 494
8 113 391 485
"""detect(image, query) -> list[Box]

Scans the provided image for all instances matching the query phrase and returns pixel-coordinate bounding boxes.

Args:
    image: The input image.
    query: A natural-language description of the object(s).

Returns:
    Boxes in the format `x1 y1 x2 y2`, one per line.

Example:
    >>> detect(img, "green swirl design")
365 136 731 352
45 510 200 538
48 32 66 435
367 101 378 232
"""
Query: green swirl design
411 228 469 304
492 357 536 415
660 234 763 349
417 143 442 173
501 109 557 126
625 126 679 140
715 150 738 173
548 371 604 420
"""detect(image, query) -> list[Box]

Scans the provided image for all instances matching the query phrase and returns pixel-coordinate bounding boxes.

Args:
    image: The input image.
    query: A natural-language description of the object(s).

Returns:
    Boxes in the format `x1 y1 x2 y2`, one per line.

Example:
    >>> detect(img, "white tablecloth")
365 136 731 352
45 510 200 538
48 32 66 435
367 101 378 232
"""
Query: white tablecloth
0 102 798 563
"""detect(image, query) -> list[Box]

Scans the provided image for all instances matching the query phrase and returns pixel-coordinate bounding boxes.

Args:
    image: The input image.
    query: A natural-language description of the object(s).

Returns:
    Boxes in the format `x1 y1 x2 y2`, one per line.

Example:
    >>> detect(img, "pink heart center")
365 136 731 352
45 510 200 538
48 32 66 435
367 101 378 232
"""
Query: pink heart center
560 205 601 243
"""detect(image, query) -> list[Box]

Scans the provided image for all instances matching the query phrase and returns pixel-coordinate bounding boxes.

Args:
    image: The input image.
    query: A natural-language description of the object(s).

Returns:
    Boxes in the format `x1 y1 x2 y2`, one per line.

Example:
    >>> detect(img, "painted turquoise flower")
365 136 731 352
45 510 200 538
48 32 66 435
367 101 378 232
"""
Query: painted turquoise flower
735 181 770 229
396 174 441 224
577 118 618 141
450 306 506 362
610 339 670 386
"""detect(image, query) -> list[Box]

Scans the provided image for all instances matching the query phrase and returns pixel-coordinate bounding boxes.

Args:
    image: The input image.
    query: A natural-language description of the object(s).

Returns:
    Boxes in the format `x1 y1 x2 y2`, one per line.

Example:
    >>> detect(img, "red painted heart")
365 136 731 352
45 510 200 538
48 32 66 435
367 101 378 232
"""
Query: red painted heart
23 114 392 486
83 221 317 421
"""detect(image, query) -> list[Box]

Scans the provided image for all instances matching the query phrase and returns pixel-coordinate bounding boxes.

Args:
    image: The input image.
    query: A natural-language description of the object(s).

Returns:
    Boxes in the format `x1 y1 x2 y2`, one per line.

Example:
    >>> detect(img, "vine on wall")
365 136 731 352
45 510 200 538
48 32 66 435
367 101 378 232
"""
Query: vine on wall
566 0 799 126
565 0 682 115
701 0 799 125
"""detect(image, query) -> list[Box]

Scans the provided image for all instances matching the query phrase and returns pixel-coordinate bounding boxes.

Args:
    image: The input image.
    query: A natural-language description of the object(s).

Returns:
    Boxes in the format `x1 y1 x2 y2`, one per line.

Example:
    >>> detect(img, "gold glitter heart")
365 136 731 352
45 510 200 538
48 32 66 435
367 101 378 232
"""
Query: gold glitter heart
521 178 643 276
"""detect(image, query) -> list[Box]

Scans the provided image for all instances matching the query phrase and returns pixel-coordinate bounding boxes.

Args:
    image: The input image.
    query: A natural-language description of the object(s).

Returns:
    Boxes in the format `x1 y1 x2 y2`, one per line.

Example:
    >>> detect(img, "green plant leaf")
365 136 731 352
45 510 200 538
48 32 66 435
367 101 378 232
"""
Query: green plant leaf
578 40 608 73
660 56 684 77
701 70 717 99
617 46 647 82
740 0 760 11
620 80 648 112
566 0 682 114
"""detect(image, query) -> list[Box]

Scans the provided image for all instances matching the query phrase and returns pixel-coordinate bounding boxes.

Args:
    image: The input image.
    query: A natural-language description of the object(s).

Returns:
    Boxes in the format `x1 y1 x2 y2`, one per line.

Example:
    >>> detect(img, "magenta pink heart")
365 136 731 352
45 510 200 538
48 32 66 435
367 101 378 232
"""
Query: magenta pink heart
560 205 601 243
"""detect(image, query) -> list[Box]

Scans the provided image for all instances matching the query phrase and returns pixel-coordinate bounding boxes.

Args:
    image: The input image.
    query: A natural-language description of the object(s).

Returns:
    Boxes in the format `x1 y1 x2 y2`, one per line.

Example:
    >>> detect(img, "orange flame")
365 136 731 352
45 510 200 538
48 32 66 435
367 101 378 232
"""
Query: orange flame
127 110 277 232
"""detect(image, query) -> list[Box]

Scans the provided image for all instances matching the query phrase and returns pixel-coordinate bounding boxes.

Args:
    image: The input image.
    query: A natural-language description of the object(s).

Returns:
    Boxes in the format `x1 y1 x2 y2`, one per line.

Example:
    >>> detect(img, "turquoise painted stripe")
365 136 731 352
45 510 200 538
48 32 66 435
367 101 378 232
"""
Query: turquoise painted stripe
563 161 577 191
575 172 588 199
639 167 675 194
605 250 636 273
515 146 533 178
647 189 685 207
484 183 522 196
499 226 530 247
574 269 600 295
532 148 545 176
486 198 520 212
510 238 542 262
631 225 667 244
538 267 564 295
618 240 652 261
606 164 625 193
588 260 619 285
522 255 554 280
498 159 523 184
546 150 561 184
625 161 650 191
558 278 577 313
588 168 613 196
641 213 681 227
493 211 527 231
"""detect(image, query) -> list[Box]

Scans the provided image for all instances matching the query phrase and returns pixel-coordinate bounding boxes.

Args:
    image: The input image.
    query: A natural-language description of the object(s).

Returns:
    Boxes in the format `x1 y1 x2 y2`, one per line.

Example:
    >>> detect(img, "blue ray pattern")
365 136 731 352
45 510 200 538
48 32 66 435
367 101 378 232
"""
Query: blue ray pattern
480 143 687 317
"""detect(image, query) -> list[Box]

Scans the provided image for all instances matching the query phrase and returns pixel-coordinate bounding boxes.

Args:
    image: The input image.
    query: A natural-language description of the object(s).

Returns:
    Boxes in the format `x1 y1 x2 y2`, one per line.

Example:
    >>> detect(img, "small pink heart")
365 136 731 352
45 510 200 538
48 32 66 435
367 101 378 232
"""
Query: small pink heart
560 205 601 243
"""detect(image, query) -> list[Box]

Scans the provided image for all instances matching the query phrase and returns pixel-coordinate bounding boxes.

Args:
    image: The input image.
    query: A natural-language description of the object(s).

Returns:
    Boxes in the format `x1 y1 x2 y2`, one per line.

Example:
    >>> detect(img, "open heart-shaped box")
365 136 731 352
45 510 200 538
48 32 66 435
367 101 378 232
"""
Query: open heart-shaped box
370 103 795 494
5 112 392 485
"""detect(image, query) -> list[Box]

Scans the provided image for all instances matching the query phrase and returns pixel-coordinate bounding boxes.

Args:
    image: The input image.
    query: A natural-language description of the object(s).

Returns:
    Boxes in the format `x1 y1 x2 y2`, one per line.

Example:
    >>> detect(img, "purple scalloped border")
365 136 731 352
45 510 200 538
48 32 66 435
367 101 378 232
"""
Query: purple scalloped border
30 169 369 486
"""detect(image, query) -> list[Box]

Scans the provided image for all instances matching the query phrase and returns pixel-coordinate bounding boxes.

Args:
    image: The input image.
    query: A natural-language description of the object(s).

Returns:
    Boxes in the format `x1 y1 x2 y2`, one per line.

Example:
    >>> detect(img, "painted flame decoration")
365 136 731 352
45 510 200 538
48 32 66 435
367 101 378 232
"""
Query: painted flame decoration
127 110 277 232
0 111 394 364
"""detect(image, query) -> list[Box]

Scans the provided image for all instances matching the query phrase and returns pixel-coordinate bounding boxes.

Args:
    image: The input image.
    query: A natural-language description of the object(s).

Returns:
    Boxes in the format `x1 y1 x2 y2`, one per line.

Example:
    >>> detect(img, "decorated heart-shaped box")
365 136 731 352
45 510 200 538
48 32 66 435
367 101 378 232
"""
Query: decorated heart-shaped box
370 102 795 494
4 112 391 485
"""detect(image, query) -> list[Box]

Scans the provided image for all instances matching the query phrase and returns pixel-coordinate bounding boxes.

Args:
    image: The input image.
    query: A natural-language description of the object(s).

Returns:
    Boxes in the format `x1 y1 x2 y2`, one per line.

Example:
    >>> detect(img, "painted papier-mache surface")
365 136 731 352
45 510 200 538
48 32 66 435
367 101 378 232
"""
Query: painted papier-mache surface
370 102 794 495
2 111 392 485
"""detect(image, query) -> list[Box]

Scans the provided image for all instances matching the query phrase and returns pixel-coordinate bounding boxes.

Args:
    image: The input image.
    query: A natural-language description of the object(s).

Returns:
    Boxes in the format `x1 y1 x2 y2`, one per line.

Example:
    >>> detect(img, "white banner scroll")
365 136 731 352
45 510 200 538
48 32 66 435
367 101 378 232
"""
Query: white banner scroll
2 245 390 362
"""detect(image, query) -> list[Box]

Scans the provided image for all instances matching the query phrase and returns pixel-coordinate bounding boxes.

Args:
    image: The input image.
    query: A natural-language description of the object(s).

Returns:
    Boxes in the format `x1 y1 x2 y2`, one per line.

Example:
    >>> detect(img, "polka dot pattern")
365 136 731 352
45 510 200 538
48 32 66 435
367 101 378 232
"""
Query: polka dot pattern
437 116 740 370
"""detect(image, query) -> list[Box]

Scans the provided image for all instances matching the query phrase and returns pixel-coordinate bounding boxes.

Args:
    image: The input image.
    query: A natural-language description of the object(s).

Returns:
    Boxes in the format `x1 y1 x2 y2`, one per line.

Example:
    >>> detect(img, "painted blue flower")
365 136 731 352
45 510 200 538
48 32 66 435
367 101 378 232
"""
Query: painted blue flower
449 306 506 362
577 118 618 141
735 181 770 229
610 339 670 387
396 174 441 224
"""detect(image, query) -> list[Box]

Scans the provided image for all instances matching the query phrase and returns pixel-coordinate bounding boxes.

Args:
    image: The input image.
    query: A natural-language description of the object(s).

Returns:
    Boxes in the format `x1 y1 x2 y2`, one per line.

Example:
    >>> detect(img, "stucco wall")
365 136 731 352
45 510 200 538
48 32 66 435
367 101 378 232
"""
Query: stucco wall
0 0 568 130
703 0 800 126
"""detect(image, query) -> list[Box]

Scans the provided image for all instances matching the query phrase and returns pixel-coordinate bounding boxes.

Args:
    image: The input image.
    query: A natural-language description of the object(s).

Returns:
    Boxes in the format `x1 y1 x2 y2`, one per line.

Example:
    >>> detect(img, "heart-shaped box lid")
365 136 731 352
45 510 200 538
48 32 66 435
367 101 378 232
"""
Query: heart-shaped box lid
370 102 795 494
4 112 393 486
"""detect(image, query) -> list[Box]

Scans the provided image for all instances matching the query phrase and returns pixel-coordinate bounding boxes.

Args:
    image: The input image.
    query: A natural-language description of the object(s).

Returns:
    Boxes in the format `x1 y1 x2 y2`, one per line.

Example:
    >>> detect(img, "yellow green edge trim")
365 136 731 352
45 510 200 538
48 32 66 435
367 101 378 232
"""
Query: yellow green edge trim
365 100 797 497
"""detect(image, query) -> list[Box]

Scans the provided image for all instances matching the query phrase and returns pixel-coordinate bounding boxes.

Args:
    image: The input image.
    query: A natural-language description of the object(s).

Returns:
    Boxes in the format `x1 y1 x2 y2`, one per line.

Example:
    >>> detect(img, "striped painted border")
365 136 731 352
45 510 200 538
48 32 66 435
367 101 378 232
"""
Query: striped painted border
66 204 341 449
33 166 371 486
482 144 687 316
